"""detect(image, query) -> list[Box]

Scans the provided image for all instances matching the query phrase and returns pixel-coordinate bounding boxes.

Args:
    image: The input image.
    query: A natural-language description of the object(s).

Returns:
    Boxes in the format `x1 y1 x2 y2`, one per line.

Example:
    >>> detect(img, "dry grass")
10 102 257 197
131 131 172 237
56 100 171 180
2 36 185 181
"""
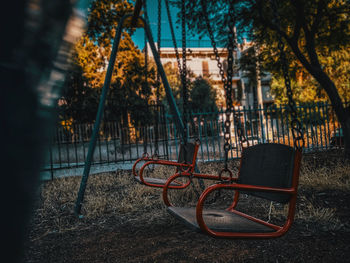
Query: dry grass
300 161 350 191
31 151 350 240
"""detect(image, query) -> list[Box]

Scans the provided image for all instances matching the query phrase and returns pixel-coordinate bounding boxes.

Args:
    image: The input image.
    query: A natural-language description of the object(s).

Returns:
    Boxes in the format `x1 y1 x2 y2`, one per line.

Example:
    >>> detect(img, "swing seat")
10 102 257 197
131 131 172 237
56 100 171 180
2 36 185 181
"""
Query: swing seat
167 207 275 233
134 176 182 187
164 143 302 238
133 141 199 188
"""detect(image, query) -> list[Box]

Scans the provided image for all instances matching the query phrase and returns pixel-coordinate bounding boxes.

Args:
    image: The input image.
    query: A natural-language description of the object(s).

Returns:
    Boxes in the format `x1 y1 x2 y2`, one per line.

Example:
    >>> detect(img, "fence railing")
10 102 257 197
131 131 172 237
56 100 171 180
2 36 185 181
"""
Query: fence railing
42 102 345 179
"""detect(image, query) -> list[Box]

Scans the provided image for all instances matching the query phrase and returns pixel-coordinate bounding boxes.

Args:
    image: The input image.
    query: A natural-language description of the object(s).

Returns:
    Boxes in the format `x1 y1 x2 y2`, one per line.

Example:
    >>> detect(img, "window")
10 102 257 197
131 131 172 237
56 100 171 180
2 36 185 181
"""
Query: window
202 61 209 77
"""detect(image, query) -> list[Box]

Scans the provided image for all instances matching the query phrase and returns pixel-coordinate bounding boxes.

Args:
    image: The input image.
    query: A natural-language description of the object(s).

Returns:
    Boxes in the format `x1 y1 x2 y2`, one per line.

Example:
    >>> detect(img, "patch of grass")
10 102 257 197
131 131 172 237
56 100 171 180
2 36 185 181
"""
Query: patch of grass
300 161 350 191
296 195 342 231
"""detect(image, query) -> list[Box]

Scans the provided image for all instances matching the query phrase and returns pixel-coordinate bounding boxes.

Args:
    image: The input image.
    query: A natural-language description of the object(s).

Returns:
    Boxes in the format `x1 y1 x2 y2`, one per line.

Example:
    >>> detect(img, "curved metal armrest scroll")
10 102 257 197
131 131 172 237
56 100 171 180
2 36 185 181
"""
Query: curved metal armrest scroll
132 155 152 177
162 172 192 206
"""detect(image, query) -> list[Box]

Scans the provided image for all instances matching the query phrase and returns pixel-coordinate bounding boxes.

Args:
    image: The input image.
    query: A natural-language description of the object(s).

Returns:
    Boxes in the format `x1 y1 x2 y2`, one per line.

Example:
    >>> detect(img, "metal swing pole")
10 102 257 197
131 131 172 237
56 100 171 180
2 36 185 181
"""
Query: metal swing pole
141 16 185 136
75 14 131 215
75 12 185 215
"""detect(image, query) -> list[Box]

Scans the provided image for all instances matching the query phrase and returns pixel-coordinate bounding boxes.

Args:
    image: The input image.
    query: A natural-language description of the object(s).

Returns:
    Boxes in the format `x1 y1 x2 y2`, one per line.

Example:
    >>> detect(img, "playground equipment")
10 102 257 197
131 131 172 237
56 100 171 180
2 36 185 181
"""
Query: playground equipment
133 140 200 188
75 0 188 215
131 0 202 189
163 0 305 238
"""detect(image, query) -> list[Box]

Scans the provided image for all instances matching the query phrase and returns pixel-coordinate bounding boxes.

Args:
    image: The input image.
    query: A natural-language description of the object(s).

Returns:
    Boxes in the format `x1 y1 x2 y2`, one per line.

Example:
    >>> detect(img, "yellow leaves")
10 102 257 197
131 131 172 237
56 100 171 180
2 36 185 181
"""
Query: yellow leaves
60 118 74 134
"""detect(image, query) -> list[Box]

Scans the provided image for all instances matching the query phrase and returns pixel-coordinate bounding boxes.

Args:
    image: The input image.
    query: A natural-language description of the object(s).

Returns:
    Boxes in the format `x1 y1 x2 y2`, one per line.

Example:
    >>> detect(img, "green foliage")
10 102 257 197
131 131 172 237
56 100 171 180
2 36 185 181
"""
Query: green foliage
87 0 134 46
269 45 350 104
318 46 350 102
61 0 157 126
177 1 350 155
60 58 100 123
174 0 349 103
190 77 218 112
271 76 320 105
160 62 218 113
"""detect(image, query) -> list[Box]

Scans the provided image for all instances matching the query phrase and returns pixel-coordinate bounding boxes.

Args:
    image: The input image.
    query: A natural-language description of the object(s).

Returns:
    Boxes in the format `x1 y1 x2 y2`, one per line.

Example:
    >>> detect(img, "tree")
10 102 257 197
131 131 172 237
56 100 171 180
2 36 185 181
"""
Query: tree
61 0 157 127
173 0 350 155
190 77 218 112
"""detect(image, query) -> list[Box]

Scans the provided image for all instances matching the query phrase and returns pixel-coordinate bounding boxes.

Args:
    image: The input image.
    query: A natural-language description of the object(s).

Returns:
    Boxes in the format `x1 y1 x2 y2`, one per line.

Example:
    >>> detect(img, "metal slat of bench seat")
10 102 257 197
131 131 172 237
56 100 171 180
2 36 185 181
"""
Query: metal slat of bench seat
168 207 275 233
135 176 181 187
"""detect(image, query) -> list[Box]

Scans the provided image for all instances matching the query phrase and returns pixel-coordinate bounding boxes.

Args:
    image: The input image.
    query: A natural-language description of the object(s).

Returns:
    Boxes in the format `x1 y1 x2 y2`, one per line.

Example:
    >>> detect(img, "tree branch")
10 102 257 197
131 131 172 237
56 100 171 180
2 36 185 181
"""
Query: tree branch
256 0 290 42
284 37 313 73
292 0 311 36
291 15 302 43
311 0 326 36
290 0 322 68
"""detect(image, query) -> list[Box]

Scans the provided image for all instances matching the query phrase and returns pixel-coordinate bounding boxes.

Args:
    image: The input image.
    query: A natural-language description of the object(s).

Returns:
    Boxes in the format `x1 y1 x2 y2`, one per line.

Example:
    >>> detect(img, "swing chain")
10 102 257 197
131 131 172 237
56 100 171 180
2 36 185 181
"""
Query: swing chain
143 0 149 156
181 0 188 146
157 0 162 54
202 0 242 169
156 0 162 105
153 0 162 156
201 0 231 153
201 0 226 85
270 0 304 150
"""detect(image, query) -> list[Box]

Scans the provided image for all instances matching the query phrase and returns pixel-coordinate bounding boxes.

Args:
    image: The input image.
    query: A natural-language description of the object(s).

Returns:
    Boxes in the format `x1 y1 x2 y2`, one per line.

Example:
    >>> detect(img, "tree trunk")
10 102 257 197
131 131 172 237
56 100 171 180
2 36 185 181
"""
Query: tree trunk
287 38 350 156
306 66 350 156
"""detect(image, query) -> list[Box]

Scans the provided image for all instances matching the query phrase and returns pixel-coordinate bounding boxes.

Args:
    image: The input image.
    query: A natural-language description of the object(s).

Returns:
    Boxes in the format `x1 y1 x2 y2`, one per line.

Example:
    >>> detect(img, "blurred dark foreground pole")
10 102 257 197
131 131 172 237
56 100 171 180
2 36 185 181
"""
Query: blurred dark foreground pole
0 0 91 262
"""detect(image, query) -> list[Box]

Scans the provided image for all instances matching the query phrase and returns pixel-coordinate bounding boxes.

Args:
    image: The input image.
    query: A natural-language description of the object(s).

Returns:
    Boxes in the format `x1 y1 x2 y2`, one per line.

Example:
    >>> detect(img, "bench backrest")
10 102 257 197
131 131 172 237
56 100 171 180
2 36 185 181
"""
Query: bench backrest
237 143 298 203
177 142 198 166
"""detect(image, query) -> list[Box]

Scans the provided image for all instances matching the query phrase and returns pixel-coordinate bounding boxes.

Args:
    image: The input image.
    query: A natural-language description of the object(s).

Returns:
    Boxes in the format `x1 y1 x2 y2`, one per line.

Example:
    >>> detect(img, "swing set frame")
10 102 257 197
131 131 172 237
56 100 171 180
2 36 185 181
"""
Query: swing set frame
75 0 186 215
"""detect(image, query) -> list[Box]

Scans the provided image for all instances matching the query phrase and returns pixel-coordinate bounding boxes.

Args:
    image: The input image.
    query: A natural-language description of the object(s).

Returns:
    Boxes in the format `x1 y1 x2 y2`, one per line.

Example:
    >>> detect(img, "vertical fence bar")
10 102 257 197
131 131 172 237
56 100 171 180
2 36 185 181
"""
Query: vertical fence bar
232 110 239 158
49 144 54 180
56 128 62 169
325 102 331 149
215 111 221 161
258 105 264 143
135 125 140 158
97 130 102 164
279 104 285 145
209 113 216 161
128 126 132 161
264 106 270 142
270 106 276 143
64 125 71 168
321 103 326 150
112 122 118 162
308 104 314 150
276 105 281 143
303 105 309 150
73 123 78 167
166 115 172 160
247 106 254 141
285 106 291 147
198 113 204 161
105 123 110 164
313 103 320 150
204 115 210 161
242 106 248 143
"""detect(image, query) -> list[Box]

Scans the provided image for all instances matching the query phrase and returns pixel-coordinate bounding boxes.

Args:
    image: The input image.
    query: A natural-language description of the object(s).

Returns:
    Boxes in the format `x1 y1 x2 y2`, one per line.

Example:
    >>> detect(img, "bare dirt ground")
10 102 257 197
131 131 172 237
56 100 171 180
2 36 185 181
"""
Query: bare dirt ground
23 150 350 263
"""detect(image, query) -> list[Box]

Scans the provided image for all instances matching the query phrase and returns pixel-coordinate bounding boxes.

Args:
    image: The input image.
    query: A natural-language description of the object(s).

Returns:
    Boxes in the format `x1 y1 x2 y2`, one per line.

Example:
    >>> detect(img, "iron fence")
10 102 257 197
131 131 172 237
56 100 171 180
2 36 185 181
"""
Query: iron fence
42 102 346 179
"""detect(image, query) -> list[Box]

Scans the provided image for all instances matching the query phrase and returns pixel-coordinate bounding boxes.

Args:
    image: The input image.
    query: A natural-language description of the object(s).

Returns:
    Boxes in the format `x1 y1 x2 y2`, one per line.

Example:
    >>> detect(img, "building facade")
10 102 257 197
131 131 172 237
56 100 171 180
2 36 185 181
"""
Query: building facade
147 41 274 109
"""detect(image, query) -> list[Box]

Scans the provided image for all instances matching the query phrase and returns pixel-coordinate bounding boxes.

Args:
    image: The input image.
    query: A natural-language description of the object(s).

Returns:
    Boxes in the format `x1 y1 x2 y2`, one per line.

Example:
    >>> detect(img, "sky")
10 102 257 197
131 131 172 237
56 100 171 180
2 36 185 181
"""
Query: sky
131 0 212 50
